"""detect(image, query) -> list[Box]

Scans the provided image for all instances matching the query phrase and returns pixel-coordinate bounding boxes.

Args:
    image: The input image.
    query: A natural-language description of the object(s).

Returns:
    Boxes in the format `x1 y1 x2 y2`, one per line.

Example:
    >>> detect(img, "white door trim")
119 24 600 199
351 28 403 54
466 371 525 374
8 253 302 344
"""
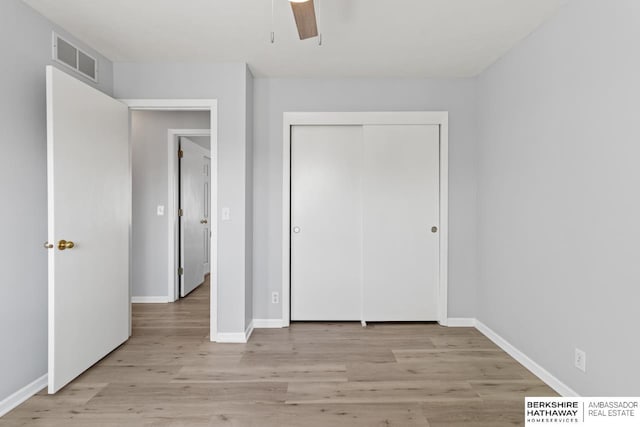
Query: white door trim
169 130 211 301
120 99 219 342
282 111 449 327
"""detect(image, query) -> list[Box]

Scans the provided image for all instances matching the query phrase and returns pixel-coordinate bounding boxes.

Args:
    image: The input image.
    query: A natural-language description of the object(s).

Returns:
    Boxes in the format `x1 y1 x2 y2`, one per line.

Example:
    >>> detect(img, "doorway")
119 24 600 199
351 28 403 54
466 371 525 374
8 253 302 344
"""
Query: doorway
123 99 218 341
45 71 220 394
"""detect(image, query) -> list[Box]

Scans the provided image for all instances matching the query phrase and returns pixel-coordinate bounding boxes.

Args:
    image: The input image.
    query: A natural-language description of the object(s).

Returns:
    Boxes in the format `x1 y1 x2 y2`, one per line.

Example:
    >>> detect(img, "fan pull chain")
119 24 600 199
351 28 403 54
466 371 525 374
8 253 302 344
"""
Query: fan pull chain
317 0 322 46
270 0 275 43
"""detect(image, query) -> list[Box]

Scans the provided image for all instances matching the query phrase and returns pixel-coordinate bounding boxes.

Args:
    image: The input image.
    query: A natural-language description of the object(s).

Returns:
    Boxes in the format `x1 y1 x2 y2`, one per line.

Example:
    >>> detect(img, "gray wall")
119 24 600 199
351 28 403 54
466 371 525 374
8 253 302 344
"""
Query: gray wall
114 63 252 334
476 0 640 395
131 111 210 297
0 0 113 402
252 78 479 320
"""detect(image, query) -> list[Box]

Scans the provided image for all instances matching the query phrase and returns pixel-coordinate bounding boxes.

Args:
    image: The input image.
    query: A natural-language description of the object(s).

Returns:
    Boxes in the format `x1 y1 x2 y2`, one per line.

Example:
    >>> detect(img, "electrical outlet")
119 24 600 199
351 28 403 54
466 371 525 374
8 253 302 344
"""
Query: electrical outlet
575 348 586 372
271 292 280 304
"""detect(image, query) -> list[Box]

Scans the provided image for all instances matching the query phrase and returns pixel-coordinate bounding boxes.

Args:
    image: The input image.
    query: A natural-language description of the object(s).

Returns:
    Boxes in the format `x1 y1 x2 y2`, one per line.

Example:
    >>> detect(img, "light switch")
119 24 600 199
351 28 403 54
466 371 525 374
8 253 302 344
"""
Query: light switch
157 205 165 216
222 207 230 221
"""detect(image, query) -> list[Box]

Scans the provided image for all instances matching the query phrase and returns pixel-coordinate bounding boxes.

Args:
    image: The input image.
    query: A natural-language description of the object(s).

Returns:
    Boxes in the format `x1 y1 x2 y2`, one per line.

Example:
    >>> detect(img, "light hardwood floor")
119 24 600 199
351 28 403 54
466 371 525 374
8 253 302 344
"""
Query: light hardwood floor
2 278 556 426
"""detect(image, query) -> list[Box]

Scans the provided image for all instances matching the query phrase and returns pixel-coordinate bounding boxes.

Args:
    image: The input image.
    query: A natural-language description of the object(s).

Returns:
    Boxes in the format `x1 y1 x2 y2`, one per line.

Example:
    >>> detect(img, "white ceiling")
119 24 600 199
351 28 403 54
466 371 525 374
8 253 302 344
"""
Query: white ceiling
22 0 565 78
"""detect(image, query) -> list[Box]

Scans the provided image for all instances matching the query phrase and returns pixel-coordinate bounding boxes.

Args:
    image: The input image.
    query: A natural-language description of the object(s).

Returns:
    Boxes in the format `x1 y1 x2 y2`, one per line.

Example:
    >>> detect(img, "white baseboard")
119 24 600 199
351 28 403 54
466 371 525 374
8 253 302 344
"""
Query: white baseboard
245 320 254 341
215 332 247 343
475 320 579 397
131 296 169 303
253 318 285 328
0 374 47 417
446 317 476 327
216 320 254 344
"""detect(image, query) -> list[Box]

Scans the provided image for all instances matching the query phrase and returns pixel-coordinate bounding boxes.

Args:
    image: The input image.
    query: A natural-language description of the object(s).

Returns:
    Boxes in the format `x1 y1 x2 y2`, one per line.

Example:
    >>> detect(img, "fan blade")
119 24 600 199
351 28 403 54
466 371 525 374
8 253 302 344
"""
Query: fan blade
290 0 318 40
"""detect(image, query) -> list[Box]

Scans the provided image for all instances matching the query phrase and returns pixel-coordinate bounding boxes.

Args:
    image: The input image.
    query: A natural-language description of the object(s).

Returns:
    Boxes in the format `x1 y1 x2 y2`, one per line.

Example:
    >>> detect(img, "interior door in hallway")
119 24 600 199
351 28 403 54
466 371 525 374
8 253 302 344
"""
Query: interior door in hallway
46 65 130 393
203 156 211 274
291 125 363 320
180 137 209 297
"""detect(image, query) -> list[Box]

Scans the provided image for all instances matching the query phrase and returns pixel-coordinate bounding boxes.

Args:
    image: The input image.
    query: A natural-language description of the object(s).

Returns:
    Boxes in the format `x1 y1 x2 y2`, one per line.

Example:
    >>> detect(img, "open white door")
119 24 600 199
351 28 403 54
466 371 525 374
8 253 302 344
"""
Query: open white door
179 138 209 297
203 155 211 274
46 66 130 393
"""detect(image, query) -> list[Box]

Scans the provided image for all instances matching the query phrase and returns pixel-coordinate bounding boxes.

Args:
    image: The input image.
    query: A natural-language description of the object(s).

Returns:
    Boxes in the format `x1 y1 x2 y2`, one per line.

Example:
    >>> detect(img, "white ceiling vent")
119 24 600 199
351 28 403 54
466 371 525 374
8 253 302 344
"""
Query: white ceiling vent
52 32 97 82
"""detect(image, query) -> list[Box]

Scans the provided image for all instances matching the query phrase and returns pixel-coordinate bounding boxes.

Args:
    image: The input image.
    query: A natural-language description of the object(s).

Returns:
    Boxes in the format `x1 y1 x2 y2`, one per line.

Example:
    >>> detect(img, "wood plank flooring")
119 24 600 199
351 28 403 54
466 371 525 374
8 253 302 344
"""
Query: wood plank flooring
1 279 556 426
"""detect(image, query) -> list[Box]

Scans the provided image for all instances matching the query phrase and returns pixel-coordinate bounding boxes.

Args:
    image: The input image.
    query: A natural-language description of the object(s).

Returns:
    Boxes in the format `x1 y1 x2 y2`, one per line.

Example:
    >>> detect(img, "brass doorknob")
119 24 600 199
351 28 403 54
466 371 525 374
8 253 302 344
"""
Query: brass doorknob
431 226 438 233
200 219 208 224
57 240 75 250
43 241 54 249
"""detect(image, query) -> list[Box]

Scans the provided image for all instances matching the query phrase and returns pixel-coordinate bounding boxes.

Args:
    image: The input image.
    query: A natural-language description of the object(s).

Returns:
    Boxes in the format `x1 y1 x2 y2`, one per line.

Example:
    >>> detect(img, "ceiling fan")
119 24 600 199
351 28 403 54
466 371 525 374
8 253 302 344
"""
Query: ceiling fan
289 0 318 40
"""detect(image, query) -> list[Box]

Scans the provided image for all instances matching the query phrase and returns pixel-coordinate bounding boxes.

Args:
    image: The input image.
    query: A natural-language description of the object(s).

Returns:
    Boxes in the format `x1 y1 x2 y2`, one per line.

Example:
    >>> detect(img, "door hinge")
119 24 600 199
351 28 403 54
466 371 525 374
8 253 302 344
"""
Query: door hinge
178 208 184 216
178 149 184 158
178 267 184 275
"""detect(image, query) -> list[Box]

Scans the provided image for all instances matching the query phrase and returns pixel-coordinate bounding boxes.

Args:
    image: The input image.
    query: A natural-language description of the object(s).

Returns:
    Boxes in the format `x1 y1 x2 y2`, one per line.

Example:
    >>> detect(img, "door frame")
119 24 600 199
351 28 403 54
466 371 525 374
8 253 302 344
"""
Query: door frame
121 99 219 342
169 130 211 301
282 111 449 326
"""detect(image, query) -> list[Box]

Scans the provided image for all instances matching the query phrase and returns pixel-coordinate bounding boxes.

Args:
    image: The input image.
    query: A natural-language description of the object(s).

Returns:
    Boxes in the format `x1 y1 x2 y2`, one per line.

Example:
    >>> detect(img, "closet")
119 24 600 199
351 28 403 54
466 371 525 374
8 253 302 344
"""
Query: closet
290 123 440 322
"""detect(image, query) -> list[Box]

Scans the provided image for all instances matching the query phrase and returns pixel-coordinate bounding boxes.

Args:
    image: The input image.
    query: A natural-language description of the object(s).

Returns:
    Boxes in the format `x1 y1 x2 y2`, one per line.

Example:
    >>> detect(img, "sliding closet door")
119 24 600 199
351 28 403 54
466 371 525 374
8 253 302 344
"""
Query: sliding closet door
362 125 440 321
291 126 363 320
